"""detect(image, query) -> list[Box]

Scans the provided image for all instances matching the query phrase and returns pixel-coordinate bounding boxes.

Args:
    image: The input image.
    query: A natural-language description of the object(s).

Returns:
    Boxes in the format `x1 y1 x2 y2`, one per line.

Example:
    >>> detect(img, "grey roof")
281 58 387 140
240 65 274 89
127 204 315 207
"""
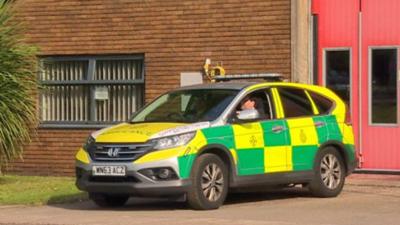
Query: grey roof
176 82 260 91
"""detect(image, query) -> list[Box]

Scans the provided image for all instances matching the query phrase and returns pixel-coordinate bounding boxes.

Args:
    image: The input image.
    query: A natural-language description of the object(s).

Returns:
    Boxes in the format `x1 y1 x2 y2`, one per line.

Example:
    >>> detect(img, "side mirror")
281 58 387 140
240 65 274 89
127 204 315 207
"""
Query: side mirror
236 109 260 122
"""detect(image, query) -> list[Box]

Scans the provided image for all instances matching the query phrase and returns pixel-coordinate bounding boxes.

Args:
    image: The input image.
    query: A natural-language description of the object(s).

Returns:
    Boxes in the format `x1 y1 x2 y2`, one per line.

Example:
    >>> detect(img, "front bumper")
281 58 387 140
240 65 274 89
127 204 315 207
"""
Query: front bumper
75 160 191 197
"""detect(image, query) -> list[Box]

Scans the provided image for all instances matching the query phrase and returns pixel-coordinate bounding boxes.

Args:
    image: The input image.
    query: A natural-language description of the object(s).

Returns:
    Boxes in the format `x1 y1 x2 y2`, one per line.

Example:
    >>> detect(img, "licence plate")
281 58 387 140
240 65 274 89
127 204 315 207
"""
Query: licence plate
92 166 126 176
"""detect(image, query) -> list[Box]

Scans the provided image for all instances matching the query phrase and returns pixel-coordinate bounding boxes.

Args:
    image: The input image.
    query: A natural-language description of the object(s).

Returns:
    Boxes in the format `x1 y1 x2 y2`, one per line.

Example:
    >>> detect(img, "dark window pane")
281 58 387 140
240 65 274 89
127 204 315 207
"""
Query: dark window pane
371 49 397 124
325 50 350 105
278 88 314 118
308 91 333 114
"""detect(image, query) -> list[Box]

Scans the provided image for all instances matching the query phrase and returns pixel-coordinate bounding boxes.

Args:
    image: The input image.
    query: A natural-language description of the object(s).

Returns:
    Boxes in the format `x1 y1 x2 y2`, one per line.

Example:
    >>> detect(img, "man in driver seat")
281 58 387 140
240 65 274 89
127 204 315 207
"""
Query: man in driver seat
239 96 267 119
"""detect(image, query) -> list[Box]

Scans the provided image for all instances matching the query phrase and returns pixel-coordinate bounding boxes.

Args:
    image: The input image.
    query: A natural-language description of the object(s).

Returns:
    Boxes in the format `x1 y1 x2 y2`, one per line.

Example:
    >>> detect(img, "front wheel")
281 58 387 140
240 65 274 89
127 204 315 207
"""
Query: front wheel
89 193 129 207
309 147 346 197
187 153 229 210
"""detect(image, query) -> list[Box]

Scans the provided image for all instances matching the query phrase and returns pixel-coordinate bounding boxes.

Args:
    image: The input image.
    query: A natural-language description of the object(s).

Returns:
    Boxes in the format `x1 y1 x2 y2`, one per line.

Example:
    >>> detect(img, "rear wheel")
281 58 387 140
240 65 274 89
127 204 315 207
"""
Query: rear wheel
89 193 129 207
187 153 228 210
309 147 346 197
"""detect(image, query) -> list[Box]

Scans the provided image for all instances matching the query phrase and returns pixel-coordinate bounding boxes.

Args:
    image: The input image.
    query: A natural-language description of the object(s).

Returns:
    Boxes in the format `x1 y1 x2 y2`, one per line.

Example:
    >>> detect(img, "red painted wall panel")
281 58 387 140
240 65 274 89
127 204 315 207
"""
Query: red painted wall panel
360 0 400 170
313 0 361 163
314 0 400 170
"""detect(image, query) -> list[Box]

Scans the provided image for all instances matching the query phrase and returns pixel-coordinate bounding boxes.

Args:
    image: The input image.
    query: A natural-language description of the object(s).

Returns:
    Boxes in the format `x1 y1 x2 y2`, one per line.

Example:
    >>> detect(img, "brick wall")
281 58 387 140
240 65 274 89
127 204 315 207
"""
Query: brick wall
7 0 291 176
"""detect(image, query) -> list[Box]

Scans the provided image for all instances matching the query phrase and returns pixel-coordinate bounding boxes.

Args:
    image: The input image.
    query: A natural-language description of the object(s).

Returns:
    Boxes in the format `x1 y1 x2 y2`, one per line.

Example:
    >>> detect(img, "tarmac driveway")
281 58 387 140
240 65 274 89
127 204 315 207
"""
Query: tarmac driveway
0 174 400 225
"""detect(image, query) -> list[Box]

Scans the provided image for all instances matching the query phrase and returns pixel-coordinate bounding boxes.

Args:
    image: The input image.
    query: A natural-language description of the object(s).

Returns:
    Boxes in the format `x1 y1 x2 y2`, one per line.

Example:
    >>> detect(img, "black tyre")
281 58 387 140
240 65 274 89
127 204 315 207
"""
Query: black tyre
187 153 229 210
89 193 129 207
309 146 346 197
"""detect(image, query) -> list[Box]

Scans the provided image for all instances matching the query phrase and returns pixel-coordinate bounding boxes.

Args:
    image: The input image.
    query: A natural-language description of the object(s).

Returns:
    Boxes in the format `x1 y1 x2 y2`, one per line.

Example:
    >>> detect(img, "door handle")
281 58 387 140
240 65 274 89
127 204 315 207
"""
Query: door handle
272 125 284 133
314 121 326 128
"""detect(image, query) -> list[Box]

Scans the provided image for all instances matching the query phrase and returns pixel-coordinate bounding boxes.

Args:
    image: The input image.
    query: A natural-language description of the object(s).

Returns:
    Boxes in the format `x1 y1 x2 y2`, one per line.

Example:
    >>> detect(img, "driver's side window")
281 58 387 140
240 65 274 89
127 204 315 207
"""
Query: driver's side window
233 89 275 121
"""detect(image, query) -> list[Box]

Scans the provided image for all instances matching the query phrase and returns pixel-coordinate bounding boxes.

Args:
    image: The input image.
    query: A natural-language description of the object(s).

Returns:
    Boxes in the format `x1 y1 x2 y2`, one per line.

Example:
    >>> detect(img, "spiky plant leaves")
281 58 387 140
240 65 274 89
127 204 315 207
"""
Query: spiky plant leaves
0 0 38 170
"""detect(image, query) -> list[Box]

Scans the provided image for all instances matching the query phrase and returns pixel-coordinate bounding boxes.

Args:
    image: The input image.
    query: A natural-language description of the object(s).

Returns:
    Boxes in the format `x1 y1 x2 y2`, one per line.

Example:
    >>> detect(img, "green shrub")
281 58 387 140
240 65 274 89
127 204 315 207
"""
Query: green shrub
0 0 38 169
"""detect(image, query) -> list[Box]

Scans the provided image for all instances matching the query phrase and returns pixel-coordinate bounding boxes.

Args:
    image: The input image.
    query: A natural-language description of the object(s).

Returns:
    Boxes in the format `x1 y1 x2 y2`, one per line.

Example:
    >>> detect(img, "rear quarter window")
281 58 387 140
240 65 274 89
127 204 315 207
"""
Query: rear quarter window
308 91 334 115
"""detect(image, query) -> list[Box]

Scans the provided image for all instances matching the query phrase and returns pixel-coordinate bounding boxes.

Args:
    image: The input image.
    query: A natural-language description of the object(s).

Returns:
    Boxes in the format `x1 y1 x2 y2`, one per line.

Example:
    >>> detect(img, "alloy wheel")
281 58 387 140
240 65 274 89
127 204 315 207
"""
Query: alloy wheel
201 163 224 202
320 154 342 190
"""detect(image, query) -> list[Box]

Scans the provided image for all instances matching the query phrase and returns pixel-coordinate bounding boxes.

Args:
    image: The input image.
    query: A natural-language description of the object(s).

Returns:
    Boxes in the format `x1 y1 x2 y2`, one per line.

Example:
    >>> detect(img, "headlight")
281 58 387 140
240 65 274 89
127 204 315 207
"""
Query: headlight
83 135 96 151
152 132 196 150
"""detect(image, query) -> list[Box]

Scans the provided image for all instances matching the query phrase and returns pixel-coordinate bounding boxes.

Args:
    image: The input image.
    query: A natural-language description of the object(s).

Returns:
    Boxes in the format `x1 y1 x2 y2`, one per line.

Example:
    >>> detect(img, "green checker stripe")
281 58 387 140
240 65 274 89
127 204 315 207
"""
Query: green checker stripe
313 116 329 144
236 148 264 176
292 145 319 171
325 115 343 142
202 125 235 149
178 154 196 179
261 119 290 146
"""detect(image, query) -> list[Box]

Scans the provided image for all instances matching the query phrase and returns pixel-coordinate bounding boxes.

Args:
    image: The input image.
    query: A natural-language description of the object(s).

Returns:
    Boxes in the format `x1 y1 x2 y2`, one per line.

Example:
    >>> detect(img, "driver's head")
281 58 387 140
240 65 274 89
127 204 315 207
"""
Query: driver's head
240 97 255 110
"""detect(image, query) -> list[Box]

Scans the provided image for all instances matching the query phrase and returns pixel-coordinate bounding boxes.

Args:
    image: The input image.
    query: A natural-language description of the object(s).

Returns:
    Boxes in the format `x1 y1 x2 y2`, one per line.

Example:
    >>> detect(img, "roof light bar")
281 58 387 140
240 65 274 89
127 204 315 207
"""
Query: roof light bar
214 73 283 82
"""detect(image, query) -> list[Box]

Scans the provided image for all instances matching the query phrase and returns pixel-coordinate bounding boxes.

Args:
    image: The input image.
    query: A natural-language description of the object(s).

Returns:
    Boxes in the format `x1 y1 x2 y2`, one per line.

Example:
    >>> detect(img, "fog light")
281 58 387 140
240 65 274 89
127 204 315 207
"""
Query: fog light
158 168 171 179
140 169 157 180
139 167 178 181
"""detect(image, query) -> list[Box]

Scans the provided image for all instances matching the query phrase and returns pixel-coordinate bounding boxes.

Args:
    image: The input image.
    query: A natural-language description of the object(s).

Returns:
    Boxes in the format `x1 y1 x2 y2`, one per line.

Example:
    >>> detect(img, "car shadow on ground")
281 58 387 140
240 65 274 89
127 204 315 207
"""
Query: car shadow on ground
49 187 312 211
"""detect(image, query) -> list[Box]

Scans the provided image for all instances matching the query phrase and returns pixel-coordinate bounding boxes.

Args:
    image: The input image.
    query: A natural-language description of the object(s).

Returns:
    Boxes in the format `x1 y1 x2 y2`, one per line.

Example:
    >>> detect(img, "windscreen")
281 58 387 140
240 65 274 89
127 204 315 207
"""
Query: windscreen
131 89 238 123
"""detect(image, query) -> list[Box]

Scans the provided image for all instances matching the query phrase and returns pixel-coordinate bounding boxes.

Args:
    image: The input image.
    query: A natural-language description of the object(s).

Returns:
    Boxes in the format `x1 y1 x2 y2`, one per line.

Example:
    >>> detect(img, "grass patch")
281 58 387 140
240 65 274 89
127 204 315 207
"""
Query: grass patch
0 175 87 205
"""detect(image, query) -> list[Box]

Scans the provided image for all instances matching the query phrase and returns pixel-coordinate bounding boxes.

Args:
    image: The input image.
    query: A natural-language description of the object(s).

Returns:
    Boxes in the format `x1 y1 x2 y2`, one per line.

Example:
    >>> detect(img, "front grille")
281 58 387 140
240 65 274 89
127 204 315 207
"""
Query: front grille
89 143 153 162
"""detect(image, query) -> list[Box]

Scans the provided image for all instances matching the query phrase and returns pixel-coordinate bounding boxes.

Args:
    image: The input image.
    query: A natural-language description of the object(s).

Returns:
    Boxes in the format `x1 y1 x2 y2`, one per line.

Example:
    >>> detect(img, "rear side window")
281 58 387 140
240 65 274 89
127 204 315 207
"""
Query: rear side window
278 88 314 118
308 91 334 114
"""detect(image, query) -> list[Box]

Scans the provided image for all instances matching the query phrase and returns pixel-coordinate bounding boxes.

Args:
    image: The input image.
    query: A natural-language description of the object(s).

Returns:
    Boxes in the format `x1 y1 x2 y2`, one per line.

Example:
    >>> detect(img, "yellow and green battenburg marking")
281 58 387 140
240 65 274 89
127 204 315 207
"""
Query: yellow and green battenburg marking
180 114 354 179
75 114 355 180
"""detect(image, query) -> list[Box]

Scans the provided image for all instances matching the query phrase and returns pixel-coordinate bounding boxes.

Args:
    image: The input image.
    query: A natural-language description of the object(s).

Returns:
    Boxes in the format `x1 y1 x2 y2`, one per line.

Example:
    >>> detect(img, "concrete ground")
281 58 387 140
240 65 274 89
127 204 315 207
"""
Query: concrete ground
1 174 400 225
